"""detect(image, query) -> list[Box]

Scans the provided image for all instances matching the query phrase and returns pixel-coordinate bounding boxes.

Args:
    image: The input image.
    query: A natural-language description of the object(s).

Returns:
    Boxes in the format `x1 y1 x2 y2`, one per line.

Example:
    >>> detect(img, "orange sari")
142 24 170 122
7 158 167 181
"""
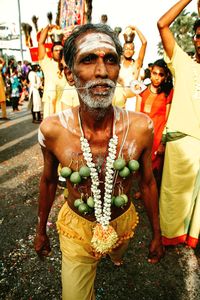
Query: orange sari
139 88 173 170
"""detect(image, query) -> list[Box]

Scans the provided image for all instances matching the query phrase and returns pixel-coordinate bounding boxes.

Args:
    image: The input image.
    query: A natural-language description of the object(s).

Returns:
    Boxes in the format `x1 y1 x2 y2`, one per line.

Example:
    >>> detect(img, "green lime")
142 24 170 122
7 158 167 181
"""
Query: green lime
74 198 84 208
111 196 115 205
78 203 90 214
87 196 95 208
114 196 126 207
79 165 91 178
70 172 82 184
113 158 126 170
60 166 72 178
121 194 128 203
128 160 140 171
119 166 130 178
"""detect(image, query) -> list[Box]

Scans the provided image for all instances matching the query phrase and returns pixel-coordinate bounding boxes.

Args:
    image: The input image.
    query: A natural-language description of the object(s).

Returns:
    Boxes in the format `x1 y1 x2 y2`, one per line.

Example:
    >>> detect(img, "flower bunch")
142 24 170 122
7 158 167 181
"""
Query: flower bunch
91 223 118 254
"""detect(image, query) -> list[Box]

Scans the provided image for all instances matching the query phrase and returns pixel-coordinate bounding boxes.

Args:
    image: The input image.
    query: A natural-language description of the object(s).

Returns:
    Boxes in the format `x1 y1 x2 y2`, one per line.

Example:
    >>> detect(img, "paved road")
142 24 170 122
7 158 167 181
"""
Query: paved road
0 104 200 300
0 102 39 163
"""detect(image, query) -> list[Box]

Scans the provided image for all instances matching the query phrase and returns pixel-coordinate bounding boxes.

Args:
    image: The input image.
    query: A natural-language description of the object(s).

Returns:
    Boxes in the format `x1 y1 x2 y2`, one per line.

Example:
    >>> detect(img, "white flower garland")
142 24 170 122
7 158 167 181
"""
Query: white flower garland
80 135 118 229
78 108 131 253
78 109 118 229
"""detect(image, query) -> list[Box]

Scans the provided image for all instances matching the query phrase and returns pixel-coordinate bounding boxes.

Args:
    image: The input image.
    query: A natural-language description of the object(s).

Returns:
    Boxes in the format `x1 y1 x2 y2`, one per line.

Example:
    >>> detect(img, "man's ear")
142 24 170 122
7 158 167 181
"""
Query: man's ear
64 66 75 86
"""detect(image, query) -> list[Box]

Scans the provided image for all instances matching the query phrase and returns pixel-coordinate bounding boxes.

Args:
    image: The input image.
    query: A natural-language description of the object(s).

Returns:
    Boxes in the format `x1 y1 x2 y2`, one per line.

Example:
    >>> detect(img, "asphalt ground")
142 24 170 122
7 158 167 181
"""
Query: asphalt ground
0 102 200 300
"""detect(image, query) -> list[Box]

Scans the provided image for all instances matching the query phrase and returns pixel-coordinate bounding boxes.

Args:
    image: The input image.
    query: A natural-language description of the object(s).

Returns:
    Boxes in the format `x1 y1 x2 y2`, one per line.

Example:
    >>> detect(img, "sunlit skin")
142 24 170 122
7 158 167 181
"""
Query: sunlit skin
52 45 63 62
123 43 135 60
34 30 165 264
193 27 200 62
150 66 166 91
72 32 120 102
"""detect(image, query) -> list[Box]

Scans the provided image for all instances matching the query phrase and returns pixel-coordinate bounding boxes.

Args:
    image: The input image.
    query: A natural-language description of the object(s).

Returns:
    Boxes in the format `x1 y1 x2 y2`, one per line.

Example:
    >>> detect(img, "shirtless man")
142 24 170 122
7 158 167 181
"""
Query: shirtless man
38 25 79 118
34 23 164 300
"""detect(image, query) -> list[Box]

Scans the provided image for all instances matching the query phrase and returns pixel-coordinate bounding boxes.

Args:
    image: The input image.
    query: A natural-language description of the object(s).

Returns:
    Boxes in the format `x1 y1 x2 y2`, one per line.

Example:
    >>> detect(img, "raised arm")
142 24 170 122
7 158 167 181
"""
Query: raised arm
157 0 192 59
34 144 59 256
132 26 147 71
38 25 54 60
139 117 165 263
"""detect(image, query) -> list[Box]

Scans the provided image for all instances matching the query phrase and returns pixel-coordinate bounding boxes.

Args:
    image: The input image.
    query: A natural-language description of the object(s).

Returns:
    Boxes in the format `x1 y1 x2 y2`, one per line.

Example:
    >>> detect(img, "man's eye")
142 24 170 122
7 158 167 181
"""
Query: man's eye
81 54 96 63
105 55 118 64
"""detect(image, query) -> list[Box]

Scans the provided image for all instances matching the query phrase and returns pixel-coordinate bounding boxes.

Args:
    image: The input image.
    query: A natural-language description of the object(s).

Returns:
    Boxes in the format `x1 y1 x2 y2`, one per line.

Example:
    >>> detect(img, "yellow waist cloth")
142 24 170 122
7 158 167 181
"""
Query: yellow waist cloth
57 202 138 300
56 201 139 259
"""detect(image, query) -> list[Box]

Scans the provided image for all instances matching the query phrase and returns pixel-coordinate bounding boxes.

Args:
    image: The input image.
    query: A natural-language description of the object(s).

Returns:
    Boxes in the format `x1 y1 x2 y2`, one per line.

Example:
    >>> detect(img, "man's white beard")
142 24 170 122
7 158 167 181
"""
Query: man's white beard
73 76 116 109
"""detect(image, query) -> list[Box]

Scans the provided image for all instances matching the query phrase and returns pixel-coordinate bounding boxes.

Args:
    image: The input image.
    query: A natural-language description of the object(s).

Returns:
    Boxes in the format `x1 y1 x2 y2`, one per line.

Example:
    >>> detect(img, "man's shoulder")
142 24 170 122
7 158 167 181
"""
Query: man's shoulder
40 107 78 136
128 110 153 132
40 114 60 138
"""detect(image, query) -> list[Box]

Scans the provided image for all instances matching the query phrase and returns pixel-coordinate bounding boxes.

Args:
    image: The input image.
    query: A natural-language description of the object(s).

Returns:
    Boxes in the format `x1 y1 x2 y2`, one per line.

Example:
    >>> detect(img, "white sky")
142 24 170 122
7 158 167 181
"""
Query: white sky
0 0 197 67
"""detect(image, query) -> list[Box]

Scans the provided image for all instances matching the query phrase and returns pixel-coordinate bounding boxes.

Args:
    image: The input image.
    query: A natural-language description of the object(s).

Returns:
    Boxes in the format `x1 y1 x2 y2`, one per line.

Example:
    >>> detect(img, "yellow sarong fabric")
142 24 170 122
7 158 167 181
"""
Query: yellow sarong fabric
160 136 200 248
57 202 138 300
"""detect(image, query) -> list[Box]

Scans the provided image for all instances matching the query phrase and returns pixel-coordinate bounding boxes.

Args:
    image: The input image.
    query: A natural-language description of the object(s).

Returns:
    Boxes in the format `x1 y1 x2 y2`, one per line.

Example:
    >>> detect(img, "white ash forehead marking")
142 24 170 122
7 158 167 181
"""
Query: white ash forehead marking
77 33 117 55
58 109 77 133
128 140 137 157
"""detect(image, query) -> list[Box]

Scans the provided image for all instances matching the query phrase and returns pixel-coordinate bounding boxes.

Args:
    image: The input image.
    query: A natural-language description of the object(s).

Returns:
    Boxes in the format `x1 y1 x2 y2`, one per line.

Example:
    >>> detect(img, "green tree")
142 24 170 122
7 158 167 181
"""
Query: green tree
157 10 198 57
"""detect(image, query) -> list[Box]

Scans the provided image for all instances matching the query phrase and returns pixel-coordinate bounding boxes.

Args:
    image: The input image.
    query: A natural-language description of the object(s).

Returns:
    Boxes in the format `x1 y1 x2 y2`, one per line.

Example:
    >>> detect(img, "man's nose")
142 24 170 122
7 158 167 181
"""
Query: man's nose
94 59 108 78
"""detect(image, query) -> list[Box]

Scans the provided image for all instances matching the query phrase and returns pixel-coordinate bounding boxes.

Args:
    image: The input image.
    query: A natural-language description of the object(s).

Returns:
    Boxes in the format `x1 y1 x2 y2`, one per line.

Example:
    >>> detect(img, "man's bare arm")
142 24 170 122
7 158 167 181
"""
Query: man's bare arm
133 26 147 79
34 146 59 256
38 25 52 60
157 0 192 59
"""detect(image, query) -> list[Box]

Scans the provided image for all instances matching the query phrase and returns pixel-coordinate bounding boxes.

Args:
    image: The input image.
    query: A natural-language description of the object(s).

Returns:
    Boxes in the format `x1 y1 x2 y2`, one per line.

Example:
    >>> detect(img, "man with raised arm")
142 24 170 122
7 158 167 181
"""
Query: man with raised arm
157 0 200 248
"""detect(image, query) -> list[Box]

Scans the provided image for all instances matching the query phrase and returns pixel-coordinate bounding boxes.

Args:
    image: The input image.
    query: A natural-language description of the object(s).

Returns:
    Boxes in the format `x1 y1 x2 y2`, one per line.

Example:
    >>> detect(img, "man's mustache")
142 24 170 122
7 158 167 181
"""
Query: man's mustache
80 79 116 90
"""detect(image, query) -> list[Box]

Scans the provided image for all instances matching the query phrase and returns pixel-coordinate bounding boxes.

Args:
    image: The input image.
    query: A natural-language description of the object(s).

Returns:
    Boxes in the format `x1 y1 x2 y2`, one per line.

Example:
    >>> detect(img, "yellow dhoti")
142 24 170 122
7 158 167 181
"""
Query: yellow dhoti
160 135 200 248
56 202 138 300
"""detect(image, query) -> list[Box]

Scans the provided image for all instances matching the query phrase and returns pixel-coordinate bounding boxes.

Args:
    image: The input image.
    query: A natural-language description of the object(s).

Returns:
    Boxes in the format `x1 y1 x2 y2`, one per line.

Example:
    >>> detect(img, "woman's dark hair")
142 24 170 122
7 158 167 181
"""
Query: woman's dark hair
63 23 123 70
193 19 200 33
151 59 173 96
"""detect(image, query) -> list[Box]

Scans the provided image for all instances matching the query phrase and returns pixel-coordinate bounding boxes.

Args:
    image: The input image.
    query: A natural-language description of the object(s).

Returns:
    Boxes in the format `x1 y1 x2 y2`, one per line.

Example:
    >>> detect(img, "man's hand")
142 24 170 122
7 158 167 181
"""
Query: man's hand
34 232 51 257
148 237 165 264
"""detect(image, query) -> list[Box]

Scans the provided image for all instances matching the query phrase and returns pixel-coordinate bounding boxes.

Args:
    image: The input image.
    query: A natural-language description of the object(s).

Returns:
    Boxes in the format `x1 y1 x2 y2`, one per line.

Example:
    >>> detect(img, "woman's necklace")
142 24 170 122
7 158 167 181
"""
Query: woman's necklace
78 109 119 253
149 86 158 94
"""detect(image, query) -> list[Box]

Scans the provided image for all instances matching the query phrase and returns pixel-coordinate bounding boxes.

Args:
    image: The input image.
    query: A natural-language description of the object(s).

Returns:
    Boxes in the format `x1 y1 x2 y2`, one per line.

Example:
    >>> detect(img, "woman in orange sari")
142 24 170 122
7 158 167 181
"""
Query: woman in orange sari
136 59 173 192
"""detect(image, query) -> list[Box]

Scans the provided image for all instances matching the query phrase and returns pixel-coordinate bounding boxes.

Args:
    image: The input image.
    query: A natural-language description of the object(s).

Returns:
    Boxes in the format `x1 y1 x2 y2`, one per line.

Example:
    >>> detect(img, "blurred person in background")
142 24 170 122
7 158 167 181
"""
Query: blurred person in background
136 59 173 192
113 25 147 110
38 24 79 118
0 57 8 120
28 64 42 123
10 67 21 112
157 0 200 248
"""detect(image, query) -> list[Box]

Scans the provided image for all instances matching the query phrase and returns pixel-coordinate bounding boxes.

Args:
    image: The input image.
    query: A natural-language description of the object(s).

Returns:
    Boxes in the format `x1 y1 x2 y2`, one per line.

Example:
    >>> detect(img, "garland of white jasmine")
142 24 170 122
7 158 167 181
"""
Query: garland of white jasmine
78 109 122 253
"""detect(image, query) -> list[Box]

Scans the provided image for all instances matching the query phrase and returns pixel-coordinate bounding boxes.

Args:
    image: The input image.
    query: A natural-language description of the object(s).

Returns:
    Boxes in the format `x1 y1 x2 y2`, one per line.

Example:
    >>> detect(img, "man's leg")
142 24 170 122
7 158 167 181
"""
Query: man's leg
0 101 7 118
109 240 129 265
60 234 97 300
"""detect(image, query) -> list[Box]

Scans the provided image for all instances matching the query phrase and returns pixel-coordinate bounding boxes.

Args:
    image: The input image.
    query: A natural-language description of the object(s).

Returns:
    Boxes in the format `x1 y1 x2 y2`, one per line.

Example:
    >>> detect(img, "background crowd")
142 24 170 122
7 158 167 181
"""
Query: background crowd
0 57 43 122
